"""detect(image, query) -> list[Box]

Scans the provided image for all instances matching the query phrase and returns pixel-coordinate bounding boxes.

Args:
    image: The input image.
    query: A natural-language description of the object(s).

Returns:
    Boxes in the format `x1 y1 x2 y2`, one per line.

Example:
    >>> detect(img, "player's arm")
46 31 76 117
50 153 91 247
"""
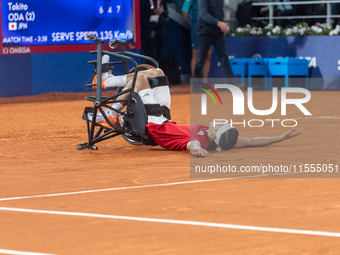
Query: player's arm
234 129 302 148
187 141 209 157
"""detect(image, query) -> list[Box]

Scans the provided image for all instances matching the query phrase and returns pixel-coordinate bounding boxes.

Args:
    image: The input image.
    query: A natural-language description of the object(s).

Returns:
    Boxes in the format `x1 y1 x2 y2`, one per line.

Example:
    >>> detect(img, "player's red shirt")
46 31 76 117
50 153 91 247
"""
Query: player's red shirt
146 122 209 152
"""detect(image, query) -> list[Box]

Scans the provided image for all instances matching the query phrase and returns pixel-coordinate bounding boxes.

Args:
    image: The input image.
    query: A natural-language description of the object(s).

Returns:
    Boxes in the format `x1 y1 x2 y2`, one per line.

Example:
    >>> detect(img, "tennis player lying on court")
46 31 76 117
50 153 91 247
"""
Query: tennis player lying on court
91 56 302 157
183 123 302 157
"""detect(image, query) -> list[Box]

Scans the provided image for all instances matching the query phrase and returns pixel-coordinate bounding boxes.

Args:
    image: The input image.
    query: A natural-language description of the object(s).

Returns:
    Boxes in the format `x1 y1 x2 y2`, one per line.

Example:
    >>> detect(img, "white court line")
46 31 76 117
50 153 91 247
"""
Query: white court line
0 249 56 255
294 115 340 120
0 174 272 202
276 115 340 121
1 207 340 238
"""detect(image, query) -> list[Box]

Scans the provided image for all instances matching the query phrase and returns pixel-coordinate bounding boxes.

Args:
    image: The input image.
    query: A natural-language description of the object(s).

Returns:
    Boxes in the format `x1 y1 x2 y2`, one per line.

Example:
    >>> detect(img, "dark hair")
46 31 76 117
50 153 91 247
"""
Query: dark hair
219 128 239 151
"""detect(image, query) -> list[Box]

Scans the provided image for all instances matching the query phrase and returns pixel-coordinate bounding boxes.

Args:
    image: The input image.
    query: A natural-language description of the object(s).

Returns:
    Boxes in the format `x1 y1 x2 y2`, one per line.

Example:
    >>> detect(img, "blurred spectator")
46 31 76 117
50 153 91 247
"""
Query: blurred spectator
292 0 317 26
250 0 272 27
236 0 255 27
239 0 340 28
274 0 294 28
332 0 340 26
250 0 294 28
194 0 234 79
310 0 340 26
182 0 213 79
140 0 168 65
313 1 327 24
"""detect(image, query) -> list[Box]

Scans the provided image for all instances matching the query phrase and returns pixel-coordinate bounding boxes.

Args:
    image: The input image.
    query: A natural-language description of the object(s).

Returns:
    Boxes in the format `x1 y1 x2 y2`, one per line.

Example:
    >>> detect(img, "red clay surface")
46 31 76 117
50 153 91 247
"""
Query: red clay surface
1 86 340 255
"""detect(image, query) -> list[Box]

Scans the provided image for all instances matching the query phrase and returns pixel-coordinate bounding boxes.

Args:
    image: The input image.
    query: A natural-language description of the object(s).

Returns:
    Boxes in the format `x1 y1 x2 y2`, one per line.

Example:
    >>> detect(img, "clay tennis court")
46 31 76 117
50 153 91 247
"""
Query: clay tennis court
1 86 340 254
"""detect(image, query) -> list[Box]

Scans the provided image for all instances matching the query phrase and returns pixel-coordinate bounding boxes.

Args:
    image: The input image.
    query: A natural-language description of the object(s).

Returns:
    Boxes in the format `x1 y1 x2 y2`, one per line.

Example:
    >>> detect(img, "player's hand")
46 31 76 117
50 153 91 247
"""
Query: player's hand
191 148 209 157
217 21 229 34
280 129 303 140
153 4 164 15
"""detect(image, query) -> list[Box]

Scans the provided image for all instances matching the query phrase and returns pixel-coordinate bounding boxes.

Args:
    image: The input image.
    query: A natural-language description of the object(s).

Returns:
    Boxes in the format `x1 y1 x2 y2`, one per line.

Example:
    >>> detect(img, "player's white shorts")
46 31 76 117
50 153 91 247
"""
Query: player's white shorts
153 85 171 109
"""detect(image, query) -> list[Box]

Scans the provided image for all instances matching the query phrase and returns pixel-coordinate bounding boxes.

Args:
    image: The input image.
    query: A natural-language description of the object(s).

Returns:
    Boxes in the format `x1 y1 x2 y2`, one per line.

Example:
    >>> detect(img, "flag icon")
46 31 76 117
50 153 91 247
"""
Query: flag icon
9 22 17 31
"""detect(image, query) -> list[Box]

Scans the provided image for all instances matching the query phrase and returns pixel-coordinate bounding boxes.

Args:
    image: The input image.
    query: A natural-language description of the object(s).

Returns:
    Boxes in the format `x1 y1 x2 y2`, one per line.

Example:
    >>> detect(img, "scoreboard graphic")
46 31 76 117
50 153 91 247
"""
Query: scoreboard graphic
0 0 140 54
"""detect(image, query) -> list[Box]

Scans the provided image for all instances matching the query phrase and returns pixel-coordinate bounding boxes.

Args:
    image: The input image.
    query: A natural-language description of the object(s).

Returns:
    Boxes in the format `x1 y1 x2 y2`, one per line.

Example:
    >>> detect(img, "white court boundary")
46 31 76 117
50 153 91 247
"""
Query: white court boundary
282 115 340 120
0 173 281 202
0 249 56 255
1 207 340 238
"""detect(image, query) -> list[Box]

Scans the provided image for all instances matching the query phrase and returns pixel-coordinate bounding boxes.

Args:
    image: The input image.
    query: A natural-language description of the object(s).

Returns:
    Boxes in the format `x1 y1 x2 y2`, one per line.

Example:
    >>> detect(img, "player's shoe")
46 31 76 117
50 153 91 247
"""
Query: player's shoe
87 109 118 129
91 74 106 90
91 54 114 90
97 115 118 129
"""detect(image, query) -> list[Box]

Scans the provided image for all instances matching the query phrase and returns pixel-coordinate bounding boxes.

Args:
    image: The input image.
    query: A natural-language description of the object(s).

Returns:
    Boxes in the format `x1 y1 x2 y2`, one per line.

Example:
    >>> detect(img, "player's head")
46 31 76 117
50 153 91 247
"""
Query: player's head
214 124 239 151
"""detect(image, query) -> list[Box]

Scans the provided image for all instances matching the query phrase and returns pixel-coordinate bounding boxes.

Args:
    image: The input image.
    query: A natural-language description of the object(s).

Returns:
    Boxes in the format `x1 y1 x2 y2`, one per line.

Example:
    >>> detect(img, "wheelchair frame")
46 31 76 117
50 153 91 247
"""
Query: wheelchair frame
76 34 159 150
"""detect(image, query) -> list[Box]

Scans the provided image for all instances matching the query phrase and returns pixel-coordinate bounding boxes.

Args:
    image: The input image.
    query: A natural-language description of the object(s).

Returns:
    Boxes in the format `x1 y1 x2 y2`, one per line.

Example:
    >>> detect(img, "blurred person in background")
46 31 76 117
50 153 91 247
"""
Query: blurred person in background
274 0 294 28
292 0 318 26
331 0 340 26
249 0 272 27
182 0 213 81
194 0 234 80
140 0 169 65
250 0 294 28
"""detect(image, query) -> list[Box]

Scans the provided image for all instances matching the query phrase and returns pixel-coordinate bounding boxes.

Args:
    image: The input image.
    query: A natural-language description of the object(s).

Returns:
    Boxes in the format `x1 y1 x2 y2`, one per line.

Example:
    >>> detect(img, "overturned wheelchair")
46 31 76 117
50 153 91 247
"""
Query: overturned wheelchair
77 34 170 150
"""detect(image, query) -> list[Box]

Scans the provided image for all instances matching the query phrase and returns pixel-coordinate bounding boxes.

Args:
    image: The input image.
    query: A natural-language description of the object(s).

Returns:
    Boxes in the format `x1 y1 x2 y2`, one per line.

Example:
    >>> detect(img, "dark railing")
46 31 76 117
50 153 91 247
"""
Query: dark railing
252 1 340 27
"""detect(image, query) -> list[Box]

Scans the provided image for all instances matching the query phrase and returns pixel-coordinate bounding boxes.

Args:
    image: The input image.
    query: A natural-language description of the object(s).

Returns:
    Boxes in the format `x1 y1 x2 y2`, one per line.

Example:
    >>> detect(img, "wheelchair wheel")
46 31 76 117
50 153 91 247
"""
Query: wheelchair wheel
129 64 155 73
119 104 143 145
119 114 143 145
119 64 154 145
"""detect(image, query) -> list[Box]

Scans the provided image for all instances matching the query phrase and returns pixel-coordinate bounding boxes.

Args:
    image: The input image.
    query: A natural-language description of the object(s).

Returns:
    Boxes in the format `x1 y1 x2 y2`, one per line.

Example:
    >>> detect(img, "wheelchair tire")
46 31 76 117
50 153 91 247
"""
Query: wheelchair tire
129 64 155 73
120 64 154 145
119 115 143 146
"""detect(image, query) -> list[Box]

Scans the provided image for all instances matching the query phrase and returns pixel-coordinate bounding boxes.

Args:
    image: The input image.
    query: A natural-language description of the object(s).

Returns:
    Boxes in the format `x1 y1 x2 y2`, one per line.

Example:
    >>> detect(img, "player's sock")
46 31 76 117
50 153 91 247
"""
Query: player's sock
91 55 113 90
102 54 109 64
103 74 127 88
138 88 168 124
101 54 127 87
110 102 124 116
100 54 125 87
101 55 111 80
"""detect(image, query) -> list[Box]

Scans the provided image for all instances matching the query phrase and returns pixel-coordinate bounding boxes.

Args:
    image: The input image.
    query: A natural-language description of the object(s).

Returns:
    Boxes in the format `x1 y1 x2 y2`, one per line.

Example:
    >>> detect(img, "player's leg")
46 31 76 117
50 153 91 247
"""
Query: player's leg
138 68 165 79
92 55 170 127
112 74 168 125
97 73 168 128
130 66 171 109
103 67 165 88
112 67 169 108
88 73 151 128
95 54 165 88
